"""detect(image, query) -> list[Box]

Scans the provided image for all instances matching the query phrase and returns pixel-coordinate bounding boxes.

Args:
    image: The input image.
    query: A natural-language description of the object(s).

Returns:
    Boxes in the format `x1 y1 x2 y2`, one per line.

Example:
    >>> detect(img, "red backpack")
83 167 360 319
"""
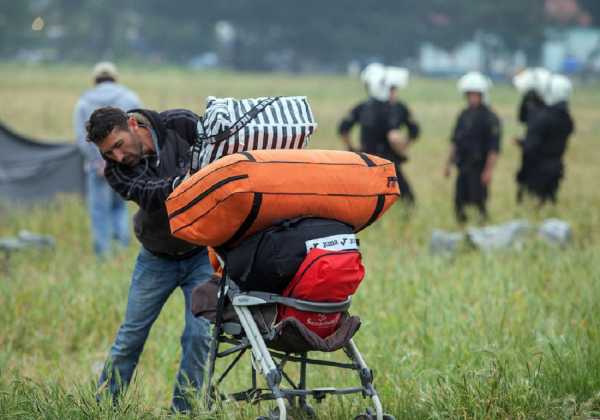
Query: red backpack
277 248 365 338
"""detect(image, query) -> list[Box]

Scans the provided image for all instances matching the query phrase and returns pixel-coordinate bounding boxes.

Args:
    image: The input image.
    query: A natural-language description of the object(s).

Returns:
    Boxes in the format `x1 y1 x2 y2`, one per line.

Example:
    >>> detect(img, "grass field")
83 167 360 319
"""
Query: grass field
1 63 600 419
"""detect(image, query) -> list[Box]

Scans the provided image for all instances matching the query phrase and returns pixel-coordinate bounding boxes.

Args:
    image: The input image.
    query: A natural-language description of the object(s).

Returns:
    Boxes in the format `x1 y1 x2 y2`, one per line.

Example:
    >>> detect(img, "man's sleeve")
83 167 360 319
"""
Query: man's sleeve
488 113 502 153
390 103 419 140
517 95 529 124
450 111 463 145
162 109 200 146
338 104 361 135
104 161 182 212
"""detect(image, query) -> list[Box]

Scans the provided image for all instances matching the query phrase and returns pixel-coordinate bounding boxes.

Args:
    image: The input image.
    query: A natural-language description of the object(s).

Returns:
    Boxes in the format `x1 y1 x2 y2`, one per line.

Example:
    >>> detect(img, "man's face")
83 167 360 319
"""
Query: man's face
389 86 398 102
466 92 483 108
98 120 144 167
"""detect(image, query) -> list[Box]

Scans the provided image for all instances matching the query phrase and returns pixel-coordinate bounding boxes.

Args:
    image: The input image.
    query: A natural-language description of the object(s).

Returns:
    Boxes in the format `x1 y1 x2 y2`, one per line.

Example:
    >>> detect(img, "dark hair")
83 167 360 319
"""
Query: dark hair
86 107 129 144
95 75 116 85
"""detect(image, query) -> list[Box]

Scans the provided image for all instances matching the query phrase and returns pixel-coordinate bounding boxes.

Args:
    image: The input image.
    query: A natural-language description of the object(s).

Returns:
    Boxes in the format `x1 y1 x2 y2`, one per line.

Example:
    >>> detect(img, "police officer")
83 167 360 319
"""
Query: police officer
517 74 574 204
444 72 501 223
512 67 551 202
339 65 420 204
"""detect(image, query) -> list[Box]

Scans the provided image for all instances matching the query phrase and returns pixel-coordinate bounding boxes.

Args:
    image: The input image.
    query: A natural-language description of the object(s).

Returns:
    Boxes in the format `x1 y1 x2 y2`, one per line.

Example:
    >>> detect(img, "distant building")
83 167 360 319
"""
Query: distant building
542 27 600 73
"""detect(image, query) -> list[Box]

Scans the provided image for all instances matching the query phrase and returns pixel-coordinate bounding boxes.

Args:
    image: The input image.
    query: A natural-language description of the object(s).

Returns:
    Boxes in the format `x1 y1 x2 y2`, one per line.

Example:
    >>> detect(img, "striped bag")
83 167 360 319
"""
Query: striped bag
190 96 317 173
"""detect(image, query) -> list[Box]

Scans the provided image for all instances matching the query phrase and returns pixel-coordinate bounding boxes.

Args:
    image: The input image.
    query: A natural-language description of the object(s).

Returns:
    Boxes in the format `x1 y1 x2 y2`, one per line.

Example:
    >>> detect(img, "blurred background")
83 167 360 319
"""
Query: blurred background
2 0 600 79
2 2 600 418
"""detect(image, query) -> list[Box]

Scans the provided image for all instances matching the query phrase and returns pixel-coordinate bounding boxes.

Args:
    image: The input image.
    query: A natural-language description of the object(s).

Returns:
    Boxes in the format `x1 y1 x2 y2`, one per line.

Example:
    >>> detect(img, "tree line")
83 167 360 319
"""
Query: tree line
0 0 598 70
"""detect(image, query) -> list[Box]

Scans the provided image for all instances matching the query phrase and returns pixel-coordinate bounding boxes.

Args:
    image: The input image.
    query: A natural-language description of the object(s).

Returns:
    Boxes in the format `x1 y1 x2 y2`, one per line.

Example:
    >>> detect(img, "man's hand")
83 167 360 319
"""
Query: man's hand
387 129 409 157
339 133 358 153
481 168 493 185
443 163 452 179
481 151 498 186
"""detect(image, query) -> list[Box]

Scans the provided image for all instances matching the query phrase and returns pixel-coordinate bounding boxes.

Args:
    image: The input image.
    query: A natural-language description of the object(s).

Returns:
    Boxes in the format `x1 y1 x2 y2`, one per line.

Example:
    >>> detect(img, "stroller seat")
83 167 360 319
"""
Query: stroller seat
192 274 394 420
192 276 362 353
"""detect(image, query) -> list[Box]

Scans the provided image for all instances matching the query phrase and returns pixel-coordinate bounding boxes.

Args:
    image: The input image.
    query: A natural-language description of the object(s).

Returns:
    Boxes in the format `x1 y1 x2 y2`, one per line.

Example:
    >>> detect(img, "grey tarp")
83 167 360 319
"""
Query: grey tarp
0 121 84 204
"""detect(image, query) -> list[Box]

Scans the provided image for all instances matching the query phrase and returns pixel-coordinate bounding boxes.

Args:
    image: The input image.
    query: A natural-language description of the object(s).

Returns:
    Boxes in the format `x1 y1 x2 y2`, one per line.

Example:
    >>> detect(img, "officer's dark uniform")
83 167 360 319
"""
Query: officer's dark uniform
338 98 420 204
518 101 574 203
450 103 501 223
516 90 546 202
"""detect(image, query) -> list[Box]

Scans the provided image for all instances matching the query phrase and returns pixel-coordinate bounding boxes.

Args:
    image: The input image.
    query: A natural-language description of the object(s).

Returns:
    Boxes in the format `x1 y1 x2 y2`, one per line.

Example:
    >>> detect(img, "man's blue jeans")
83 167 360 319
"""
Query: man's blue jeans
86 170 130 257
98 247 213 412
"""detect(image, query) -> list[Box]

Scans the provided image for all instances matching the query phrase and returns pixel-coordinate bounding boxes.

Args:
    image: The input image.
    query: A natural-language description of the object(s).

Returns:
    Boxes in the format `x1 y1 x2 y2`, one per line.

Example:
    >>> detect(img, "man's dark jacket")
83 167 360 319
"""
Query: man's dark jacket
519 102 574 196
104 108 200 258
338 98 420 162
451 104 501 171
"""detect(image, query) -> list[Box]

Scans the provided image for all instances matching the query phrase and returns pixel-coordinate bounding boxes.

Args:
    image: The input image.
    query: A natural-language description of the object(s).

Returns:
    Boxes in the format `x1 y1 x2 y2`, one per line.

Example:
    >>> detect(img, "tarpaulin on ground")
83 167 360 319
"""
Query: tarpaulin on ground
0 121 84 204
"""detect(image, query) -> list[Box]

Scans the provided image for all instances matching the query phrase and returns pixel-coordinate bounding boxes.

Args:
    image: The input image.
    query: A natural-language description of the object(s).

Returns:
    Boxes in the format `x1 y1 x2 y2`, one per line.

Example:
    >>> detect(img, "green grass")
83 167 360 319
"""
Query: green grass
1 63 600 419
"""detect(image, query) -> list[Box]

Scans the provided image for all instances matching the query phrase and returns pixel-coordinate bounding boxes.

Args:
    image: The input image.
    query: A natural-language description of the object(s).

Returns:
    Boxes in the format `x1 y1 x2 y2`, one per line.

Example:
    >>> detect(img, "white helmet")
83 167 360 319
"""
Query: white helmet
360 62 385 85
544 74 572 106
385 66 410 89
365 66 411 101
512 67 552 96
458 71 491 95
360 63 388 100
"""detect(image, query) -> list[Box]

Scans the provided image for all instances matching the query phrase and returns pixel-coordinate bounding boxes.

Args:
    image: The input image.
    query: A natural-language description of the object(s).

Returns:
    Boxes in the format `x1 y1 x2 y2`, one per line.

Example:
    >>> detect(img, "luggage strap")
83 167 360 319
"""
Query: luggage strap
190 97 280 174
200 96 280 145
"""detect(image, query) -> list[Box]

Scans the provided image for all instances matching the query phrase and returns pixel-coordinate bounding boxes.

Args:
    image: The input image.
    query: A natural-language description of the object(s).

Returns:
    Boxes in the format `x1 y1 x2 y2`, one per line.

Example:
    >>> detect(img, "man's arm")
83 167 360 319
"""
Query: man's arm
403 105 420 141
338 104 361 151
386 103 420 158
481 151 498 185
105 162 184 212
444 144 456 178
444 112 463 178
481 113 502 185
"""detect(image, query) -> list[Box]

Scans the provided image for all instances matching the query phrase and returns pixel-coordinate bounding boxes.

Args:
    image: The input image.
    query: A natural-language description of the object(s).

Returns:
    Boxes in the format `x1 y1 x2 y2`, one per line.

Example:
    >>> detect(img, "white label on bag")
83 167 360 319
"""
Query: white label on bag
305 234 359 252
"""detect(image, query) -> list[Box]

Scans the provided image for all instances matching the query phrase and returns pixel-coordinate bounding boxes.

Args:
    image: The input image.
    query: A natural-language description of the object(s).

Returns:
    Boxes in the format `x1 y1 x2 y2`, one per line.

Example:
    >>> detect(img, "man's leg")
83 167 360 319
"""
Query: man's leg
172 249 213 413
86 171 112 257
454 171 468 224
475 173 489 222
395 163 415 205
111 189 130 249
98 248 178 401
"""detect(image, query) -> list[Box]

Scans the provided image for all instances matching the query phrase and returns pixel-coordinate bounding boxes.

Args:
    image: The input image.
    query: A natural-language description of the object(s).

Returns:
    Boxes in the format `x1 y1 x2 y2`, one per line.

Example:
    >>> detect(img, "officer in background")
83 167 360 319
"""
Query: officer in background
339 65 420 205
444 72 501 223
516 74 574 204
512 67 551 202
74 62 141 257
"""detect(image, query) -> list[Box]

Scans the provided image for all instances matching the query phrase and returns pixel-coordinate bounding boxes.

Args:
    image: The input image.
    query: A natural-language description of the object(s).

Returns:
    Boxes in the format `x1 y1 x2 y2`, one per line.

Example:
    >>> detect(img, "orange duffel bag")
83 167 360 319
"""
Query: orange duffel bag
166 149 400 247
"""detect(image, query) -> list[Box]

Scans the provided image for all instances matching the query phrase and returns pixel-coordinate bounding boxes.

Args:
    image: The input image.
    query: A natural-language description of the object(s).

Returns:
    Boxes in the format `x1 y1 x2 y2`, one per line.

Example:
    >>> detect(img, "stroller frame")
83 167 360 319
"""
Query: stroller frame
204 276 388 420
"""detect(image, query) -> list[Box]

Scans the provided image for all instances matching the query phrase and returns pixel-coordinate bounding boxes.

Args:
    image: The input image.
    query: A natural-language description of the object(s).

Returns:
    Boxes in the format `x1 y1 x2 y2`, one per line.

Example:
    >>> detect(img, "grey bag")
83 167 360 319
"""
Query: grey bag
538 219 571 247
466 220 530 252
429 229 465 255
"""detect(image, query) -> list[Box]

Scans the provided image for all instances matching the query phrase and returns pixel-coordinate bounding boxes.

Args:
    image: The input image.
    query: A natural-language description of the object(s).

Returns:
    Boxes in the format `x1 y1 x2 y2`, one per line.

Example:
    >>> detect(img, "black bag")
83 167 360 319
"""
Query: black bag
221 217 357 293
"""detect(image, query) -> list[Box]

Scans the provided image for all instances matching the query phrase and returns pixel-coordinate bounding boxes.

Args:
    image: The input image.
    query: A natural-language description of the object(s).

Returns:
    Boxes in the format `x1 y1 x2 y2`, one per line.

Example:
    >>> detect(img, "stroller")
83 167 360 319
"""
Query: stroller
191 219 395 420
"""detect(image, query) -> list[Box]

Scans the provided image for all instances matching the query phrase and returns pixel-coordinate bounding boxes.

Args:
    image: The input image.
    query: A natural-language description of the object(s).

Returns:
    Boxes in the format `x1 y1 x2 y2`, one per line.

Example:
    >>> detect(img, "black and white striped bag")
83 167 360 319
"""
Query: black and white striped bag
190 96 317 172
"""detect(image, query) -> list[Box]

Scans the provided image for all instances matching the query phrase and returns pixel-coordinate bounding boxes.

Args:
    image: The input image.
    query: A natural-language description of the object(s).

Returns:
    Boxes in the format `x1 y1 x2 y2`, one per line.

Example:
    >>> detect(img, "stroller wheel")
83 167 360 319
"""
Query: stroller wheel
298 403 317 418
256 407 285 420
354 408 396 420
257 403 316 420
